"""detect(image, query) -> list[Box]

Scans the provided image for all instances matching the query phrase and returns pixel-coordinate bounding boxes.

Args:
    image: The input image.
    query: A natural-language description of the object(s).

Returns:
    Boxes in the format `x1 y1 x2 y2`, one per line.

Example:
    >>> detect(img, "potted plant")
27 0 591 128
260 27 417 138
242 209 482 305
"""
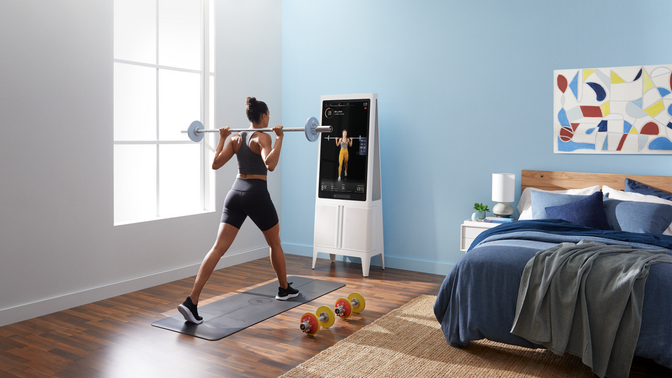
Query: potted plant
471 203 489 221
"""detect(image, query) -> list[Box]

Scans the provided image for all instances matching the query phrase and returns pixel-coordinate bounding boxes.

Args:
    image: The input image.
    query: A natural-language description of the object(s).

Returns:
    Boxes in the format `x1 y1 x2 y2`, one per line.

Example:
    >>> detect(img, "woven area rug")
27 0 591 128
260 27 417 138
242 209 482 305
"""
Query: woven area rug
281 295 593 378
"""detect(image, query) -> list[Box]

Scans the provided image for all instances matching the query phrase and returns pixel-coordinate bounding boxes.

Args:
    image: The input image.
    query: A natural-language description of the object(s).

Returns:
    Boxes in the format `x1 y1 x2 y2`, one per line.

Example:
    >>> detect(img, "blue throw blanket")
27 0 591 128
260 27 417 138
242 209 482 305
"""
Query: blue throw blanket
434 220 672 372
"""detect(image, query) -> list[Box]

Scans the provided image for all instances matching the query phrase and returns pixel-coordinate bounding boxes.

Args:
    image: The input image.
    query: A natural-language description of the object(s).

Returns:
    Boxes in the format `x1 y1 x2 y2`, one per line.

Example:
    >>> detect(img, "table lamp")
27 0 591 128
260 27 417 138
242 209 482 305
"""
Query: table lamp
492 173 515 217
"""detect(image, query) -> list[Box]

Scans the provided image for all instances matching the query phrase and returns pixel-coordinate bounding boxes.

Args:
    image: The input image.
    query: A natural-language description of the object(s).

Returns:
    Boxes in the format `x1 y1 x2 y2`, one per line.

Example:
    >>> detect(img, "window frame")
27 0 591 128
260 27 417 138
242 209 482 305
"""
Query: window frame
113 0 215 226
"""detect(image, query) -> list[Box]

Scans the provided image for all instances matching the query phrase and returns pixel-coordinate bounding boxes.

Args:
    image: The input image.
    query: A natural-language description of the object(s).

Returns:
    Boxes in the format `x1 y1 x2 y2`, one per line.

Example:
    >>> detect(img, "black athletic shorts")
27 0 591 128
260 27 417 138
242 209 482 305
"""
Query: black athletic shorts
220 178 279 231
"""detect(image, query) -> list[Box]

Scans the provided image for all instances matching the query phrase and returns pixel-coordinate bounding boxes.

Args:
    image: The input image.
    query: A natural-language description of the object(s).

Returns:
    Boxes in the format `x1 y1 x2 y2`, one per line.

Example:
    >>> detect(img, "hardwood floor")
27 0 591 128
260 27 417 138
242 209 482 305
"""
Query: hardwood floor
0 255 443 377
0 255 669 377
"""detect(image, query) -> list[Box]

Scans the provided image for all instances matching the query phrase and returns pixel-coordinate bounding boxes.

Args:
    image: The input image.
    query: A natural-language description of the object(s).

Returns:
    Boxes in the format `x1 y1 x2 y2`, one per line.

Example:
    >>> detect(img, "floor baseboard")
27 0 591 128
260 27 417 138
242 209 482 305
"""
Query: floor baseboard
0 247 268 327
282 243 454 276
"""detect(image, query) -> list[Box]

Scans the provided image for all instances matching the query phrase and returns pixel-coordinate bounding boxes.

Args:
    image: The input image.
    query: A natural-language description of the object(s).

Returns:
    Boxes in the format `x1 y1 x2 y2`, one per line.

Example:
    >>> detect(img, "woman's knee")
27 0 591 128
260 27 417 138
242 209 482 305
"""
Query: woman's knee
268 240 283 252
209 243 228 259
266 237 282 250
262 225 282 247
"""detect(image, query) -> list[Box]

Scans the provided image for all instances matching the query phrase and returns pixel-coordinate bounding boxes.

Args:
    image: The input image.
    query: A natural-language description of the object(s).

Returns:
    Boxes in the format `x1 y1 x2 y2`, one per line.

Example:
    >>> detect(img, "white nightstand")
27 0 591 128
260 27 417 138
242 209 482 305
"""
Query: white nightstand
460 220 500 252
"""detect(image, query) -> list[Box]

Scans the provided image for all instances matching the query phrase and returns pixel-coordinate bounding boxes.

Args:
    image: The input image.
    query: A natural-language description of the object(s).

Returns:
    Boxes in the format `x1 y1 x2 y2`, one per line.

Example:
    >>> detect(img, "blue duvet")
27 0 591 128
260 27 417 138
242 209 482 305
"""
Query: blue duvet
433 219 672 370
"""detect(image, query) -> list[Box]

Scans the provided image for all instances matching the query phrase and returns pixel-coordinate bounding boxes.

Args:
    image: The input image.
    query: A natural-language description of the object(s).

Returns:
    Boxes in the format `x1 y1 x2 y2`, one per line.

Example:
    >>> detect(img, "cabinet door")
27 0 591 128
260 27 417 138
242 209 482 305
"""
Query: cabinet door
314 204 340 248
342 206 372 252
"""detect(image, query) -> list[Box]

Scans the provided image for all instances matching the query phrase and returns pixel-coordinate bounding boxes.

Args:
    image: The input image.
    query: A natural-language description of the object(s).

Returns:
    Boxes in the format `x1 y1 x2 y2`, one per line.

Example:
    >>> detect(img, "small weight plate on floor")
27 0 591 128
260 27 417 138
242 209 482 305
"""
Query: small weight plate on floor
300 312 320 335
335 297 352 319
316 305 336 329
349 292 366 313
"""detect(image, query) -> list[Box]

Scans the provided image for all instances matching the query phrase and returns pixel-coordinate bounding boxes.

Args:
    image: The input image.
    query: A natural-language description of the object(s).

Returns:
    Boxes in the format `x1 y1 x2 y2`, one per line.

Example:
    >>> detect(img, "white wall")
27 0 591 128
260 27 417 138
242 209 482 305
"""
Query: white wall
0 0 282 327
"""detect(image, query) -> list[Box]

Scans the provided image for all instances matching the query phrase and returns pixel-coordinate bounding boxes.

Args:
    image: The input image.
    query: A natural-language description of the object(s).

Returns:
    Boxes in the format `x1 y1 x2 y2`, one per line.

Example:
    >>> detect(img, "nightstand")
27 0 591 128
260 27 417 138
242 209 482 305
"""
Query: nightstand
460 220 500 252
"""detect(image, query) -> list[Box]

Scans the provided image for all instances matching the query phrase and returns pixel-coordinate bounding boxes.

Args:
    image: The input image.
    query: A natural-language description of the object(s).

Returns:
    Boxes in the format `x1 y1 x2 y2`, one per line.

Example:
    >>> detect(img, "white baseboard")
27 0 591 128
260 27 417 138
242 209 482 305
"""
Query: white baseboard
282 243 454 276
1 244 454 327
0 247 268 328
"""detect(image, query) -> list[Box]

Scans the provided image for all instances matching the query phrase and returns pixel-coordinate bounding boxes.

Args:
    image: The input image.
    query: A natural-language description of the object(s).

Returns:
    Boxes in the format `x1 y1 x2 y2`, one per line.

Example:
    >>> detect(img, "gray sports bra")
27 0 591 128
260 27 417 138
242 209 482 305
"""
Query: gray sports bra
340 140 348 149
237 131 267 175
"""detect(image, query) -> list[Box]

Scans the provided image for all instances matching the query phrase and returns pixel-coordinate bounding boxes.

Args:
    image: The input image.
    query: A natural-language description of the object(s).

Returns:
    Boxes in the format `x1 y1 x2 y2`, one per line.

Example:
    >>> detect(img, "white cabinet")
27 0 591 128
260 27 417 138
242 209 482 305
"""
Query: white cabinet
313 201 384 277
314 204 340 249
342 206 373 251
460 220 499 251
314 204 373 252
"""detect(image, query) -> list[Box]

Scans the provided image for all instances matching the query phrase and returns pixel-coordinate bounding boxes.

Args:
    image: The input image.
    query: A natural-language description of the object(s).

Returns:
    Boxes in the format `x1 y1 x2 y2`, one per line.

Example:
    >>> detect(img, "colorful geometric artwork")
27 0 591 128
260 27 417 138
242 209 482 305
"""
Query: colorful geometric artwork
554 64 672 154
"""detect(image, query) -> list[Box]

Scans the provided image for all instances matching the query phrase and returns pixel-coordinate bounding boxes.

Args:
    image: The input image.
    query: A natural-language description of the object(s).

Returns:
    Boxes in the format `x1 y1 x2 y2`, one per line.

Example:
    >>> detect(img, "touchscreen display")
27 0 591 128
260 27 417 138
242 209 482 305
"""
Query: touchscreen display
318 99 370 201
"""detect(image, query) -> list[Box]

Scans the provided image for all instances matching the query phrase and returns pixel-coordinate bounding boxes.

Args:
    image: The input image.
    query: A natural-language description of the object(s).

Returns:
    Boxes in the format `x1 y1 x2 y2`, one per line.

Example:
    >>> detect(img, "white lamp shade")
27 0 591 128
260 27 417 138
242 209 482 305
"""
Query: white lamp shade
492 173 515 202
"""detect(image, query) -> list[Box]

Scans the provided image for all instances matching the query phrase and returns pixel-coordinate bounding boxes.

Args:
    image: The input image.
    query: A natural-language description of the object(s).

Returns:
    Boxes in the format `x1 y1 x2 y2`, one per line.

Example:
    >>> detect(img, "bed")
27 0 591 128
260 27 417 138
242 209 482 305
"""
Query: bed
433 170 672 378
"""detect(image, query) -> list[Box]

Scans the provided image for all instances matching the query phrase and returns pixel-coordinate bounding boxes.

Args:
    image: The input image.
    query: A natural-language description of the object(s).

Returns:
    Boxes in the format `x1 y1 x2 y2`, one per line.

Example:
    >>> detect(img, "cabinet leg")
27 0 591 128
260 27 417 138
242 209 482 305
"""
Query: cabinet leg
380 253 385 270
361 258 370 277
329 254 336 263
312 252 317 270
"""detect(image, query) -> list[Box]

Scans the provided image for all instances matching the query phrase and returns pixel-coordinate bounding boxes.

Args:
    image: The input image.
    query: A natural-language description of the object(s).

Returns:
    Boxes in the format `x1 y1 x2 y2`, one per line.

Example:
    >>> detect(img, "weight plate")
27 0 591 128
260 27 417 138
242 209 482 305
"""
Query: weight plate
187 120 205 142
348 292 366 313
335 297 352 319
304 117 320 142
316 305 335 329
300 312 320 335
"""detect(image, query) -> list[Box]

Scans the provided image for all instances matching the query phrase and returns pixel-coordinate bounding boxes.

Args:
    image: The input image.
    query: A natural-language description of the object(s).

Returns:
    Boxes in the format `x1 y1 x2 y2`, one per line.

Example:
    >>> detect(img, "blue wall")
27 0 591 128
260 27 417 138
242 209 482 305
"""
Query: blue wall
280 0 672 275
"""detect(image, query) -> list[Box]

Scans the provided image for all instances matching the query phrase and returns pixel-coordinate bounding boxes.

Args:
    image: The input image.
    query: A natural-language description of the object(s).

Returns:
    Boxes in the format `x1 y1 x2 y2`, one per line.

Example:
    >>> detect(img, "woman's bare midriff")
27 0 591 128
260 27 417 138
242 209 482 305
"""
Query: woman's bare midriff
237 174 267 181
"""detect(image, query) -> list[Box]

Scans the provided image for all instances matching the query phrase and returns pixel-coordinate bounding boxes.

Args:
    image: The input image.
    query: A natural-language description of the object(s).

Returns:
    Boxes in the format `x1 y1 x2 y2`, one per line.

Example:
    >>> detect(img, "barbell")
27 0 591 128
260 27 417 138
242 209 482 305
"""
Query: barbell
184 117 332 143
323 135 365 141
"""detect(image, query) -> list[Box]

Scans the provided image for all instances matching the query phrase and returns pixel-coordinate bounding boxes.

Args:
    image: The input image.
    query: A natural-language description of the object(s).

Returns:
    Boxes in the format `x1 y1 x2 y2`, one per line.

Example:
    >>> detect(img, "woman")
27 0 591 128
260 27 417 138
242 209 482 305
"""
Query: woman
178 97 299 324
336 129 352 181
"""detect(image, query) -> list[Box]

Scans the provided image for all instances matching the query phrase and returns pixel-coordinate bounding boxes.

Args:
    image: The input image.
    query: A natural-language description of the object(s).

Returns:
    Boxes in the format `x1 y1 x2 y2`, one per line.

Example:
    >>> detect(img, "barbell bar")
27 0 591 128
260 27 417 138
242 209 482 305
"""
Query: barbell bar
184 117 332 143
323 135 365 141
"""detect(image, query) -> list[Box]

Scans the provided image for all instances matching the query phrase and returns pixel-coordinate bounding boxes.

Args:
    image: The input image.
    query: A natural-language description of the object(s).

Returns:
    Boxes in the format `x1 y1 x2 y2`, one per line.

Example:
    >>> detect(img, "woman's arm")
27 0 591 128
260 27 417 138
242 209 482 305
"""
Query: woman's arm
348 138 353 147
212 127 235 170
258 126 284 172
335 137 341 147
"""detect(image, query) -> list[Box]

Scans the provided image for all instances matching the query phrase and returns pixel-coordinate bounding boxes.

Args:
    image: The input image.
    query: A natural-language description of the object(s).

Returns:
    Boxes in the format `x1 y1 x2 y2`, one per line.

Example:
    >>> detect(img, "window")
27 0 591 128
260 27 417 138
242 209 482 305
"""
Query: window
114 0 215 225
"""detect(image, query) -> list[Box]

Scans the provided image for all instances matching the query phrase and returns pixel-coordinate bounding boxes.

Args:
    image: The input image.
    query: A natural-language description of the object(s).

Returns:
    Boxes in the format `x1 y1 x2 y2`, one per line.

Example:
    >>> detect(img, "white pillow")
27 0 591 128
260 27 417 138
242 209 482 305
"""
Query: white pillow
518 185 602 220
603 185 672 235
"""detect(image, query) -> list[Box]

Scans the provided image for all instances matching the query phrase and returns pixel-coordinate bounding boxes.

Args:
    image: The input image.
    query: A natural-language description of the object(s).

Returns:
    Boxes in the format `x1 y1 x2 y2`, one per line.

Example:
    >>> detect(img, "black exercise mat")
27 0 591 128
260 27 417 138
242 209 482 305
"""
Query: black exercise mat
151 276 345 340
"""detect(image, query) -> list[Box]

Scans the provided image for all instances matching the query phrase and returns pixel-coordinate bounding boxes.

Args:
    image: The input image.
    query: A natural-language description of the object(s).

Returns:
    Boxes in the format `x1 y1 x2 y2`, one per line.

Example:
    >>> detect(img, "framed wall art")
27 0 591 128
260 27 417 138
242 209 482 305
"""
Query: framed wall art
554 64 672 154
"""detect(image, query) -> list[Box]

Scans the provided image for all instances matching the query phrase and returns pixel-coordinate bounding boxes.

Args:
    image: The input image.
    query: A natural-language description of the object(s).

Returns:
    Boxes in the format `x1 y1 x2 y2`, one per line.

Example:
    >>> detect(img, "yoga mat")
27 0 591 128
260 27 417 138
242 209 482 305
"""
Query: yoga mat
152 276 345 340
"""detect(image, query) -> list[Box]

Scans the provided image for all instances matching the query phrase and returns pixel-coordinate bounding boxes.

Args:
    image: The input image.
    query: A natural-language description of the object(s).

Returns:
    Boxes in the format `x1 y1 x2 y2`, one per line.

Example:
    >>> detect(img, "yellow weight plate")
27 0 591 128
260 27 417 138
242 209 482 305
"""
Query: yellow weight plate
348 292 366 313
316 305 335 329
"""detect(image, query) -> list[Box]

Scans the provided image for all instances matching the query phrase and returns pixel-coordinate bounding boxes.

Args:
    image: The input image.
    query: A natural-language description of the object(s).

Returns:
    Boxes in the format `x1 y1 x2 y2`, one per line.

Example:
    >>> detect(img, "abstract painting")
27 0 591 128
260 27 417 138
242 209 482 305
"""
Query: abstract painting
554 64 672 154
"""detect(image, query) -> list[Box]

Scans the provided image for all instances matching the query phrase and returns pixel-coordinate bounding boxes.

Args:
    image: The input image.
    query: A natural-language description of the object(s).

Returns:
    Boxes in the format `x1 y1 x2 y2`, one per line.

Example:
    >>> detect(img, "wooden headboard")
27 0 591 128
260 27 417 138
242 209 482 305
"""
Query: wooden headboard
521 170 672 194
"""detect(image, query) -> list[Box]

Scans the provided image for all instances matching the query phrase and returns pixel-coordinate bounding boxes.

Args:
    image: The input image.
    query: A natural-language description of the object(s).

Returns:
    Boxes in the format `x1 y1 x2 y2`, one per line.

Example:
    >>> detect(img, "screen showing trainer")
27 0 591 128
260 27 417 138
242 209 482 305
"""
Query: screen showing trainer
318 99 370 201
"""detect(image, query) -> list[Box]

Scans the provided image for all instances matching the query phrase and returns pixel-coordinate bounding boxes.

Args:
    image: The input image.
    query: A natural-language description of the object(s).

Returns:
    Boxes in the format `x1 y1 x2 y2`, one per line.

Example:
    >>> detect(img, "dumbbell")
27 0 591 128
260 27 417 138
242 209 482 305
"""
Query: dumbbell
334 293 366 319
300 305 336 336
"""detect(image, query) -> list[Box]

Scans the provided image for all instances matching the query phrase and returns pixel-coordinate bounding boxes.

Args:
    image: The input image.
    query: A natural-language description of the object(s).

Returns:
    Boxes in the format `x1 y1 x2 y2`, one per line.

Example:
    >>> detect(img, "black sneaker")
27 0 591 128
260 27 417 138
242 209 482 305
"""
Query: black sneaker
275 282 299 300
177 296 203 324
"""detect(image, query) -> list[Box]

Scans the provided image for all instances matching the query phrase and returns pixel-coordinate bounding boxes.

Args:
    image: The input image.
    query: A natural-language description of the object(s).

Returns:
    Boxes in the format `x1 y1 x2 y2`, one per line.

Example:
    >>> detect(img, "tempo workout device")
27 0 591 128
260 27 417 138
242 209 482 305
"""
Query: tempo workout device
313 93 384 277
184 117 332 143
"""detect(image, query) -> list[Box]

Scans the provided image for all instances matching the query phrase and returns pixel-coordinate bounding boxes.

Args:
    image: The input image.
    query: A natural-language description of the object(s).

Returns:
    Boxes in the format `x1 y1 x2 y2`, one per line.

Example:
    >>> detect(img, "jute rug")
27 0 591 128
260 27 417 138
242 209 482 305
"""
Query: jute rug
281 295 593 378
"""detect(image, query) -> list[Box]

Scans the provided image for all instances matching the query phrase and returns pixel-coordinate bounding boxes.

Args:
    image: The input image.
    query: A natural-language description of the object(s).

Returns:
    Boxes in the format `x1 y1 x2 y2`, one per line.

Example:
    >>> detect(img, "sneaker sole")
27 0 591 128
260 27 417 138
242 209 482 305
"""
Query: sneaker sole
177 304 203 324
275 292 300 301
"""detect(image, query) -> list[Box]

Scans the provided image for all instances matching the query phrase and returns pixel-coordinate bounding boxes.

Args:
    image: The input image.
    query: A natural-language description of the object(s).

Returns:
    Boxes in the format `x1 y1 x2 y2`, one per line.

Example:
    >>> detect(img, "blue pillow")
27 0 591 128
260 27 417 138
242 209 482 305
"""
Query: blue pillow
625 178 672 201
544 192 611 230
603 197 672 234
530 191 588 219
